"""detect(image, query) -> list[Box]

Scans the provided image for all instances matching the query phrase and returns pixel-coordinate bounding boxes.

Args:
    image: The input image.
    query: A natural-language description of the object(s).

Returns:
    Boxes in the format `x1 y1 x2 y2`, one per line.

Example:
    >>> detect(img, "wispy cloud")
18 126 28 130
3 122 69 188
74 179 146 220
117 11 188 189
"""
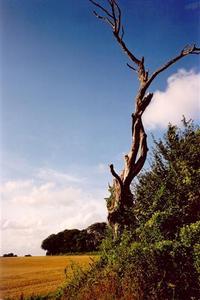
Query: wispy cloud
143 69 200 129
37 168 84 184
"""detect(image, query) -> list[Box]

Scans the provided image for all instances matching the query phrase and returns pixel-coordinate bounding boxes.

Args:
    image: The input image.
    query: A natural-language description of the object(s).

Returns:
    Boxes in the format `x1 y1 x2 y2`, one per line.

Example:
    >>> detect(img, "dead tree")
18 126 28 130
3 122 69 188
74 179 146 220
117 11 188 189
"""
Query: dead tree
89 0 200 237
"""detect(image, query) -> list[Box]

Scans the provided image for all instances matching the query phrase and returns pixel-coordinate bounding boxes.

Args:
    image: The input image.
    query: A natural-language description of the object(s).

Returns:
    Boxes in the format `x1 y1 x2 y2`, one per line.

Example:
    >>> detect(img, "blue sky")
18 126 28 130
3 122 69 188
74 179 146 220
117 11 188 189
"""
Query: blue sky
0 0 199 255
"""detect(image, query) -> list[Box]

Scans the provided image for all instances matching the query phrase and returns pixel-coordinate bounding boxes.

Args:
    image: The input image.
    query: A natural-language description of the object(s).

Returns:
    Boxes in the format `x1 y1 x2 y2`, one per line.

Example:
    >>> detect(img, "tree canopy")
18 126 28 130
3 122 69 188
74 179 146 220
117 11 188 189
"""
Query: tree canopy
41 222 108 255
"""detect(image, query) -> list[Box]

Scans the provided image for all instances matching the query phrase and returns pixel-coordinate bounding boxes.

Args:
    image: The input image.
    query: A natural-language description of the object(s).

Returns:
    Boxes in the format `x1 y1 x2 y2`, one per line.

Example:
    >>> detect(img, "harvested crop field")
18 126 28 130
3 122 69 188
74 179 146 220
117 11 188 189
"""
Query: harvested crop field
0 255 96 299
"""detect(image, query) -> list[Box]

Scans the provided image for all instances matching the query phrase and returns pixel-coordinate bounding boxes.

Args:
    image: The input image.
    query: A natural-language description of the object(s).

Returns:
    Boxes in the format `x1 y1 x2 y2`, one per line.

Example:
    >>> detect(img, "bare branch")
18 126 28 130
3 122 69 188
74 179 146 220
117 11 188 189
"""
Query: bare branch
127 63 136 71
146 44 200 88
113 0 122 34
194 45 200 51
182 44 195 55
93 10 114 27
109 0 117 30
109 164 123 187
90 0 141 67
113 33 141 66
89 0 114 19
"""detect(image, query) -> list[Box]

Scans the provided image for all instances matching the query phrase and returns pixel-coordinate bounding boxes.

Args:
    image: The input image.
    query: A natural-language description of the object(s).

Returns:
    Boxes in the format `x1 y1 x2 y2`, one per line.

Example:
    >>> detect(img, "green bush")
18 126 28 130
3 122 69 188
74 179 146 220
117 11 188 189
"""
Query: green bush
52 120 200 300
180 221 200 247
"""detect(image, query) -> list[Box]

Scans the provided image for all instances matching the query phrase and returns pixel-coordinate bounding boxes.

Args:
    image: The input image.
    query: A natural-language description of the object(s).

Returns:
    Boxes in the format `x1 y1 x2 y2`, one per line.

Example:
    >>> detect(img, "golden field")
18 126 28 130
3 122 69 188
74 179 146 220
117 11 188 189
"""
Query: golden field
0 255 96 299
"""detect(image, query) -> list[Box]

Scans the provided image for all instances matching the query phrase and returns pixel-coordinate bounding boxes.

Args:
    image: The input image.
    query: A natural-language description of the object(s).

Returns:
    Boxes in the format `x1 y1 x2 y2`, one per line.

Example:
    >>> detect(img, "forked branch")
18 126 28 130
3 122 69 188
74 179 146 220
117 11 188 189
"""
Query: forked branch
89 0 114 19
89 0 141 68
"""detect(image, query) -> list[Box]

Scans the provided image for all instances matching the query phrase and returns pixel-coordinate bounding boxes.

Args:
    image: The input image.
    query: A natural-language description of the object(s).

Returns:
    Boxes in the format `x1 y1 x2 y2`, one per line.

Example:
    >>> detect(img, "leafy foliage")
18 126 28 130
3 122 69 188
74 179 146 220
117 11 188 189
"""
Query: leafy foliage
135 119 200 227
104 184 115 210
60 120 200 299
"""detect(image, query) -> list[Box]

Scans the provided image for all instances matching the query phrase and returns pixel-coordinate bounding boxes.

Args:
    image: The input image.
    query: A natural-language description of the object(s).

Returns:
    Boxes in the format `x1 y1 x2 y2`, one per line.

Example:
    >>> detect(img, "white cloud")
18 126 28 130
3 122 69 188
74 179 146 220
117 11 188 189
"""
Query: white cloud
143 69 200 129
1 180 34 192
0 167 107 256
0 177 104 208
37 168 83 184
1 219 33 230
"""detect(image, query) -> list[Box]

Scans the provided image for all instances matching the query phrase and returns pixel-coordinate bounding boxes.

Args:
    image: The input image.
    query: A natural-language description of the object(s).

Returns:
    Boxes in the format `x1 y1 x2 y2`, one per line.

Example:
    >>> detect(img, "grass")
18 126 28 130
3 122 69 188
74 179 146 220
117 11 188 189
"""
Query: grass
0 255 96 300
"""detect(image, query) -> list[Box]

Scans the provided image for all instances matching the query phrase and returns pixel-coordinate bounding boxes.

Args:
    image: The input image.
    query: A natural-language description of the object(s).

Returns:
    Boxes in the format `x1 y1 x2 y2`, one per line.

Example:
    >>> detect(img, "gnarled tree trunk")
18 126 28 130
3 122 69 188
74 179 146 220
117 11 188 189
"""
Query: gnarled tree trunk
107 90 152 236
90 0 200 237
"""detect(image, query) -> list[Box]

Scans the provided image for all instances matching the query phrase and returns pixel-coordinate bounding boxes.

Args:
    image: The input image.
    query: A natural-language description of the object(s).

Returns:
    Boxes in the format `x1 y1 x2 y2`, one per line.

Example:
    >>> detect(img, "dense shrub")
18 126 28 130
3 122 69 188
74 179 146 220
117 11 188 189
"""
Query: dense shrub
59 120 200 300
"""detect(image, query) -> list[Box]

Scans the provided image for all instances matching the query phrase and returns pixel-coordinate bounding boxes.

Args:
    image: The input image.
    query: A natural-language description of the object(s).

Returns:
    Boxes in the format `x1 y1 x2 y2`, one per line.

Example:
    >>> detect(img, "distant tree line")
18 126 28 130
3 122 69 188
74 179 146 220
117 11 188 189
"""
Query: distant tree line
41 222 108 255
2 253 32 257
2 253 18 257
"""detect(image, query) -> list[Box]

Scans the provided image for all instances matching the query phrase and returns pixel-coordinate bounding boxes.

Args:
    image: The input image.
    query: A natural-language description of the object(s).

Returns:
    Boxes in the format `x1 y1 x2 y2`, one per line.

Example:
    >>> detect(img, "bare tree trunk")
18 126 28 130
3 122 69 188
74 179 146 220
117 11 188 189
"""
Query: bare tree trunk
107 92 151 236
89 0 200 237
